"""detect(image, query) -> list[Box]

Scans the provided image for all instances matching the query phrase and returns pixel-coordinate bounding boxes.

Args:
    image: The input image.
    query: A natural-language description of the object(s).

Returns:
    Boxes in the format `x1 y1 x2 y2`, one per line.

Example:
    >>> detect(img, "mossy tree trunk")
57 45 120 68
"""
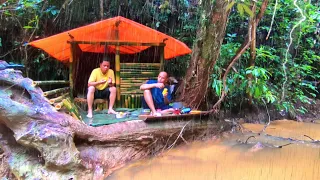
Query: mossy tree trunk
178 0 230 109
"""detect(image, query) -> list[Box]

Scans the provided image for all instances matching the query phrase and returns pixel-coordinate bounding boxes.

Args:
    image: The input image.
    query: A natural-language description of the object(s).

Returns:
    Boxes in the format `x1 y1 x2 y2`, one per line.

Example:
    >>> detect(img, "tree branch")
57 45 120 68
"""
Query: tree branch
210 0 269 112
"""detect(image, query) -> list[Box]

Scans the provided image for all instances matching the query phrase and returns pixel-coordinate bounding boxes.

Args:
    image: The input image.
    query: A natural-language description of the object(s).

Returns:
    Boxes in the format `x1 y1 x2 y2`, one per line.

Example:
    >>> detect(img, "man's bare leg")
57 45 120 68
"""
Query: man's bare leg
87 86 95 118
143 89 157 115
108 87 117 114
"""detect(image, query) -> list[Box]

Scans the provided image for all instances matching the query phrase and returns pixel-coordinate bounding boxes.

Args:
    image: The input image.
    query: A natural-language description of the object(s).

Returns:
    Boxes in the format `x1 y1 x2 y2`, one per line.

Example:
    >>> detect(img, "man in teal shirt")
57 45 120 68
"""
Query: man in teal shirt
140 71 172 116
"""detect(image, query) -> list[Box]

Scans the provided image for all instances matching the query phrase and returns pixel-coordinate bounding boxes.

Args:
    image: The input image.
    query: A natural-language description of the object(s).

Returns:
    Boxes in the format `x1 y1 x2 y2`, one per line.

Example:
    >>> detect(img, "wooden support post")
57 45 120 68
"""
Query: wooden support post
159 45 165 71
69 42 76 100
115 45 121 106
115 20 121 107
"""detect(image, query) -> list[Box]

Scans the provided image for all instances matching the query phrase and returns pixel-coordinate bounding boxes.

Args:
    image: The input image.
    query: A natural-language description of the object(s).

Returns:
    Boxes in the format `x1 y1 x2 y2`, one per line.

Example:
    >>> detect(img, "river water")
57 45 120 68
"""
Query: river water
107 120 320 180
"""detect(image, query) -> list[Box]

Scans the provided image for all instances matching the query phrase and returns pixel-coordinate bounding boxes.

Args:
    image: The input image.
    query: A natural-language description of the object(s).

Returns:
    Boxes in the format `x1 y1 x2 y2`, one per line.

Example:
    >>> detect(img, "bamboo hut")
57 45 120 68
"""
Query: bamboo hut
28 16 191 109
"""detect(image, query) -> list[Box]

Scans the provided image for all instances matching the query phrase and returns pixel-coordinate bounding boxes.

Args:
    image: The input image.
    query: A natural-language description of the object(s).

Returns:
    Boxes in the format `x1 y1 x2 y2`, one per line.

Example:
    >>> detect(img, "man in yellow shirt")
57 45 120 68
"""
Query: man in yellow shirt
87 58 117 118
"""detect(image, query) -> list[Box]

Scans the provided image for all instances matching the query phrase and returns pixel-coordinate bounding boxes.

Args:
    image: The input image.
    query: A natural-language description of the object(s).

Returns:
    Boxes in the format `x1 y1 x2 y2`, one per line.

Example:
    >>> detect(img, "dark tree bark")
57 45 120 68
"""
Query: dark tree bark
178 0 231 109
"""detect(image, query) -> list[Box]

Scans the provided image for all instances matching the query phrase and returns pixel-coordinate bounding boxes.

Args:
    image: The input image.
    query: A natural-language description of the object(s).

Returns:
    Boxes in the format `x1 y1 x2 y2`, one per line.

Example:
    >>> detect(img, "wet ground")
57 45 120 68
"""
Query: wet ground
107 120 320 180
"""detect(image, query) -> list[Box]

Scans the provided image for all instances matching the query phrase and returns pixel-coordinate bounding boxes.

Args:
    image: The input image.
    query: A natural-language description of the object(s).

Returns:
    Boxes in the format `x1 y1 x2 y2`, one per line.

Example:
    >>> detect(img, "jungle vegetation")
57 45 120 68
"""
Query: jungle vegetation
0 0 319 118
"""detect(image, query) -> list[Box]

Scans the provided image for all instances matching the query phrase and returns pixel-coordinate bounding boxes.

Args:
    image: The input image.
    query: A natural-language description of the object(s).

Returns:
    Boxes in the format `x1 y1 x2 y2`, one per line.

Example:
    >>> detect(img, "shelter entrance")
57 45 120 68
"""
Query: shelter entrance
73 45 164 109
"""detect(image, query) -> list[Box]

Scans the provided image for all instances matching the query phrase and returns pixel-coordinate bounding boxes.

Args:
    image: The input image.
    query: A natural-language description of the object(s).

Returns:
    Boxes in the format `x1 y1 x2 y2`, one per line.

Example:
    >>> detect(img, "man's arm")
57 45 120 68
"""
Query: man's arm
140 82 165 90
88 79 106 87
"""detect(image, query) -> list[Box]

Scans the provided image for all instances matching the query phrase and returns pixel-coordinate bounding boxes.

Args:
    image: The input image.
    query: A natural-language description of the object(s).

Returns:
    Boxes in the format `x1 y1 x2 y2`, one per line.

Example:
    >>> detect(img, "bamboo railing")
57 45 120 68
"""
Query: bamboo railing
49 93 69 104
43 87 70 97
32 80 70 87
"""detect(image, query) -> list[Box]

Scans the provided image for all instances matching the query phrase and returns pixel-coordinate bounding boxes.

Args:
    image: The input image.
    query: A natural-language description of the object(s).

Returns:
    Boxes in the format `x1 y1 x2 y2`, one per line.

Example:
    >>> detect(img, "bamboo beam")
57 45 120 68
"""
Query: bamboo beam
120 77 156 80
120 84 142 87
121 92 143 95
120 71 158 75
120 63 161 67
120 79 148 83
119 69 159 72
32 80 69 87
49 93 70 104
68 41 166 47
43 87 70 97
119 74 156 78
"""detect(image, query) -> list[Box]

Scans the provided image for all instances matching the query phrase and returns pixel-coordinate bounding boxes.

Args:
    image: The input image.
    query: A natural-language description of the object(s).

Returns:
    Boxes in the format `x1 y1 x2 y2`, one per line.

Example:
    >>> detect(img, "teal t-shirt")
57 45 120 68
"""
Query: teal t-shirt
147 80 172 110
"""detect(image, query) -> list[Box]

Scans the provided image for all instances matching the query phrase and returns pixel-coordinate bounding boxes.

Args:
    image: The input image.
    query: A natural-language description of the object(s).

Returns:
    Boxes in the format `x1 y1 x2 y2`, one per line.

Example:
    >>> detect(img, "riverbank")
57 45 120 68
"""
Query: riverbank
107 119 320 180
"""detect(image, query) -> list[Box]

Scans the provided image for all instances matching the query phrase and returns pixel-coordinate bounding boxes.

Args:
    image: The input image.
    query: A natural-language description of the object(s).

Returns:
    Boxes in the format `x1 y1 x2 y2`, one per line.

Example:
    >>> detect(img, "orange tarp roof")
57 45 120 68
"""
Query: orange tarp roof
29 16 191 62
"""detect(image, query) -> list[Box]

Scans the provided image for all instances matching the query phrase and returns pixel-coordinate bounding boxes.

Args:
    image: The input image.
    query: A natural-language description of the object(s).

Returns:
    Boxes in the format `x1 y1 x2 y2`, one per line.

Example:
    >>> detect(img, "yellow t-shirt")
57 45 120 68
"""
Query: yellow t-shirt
88 68 115 90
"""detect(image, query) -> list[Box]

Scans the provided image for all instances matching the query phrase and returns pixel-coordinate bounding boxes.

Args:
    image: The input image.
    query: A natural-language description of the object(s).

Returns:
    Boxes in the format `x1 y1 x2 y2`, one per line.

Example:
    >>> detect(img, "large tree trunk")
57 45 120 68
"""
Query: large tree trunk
178 0 230 109
0 61 229 179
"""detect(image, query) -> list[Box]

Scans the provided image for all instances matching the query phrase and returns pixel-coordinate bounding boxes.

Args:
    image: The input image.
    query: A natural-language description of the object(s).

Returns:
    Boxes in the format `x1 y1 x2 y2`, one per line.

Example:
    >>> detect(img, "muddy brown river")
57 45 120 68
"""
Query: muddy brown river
107 120 320 180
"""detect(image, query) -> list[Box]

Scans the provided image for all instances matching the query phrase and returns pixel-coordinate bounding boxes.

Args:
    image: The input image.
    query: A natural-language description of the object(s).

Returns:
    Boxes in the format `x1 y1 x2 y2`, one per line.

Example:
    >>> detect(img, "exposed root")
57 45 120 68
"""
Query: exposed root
275 143 292 148
245 136 256 144
167 121 191 150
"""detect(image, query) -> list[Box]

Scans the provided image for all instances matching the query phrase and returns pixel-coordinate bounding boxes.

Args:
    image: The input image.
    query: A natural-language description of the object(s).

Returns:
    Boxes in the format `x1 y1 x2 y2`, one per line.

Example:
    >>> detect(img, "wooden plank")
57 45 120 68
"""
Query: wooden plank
139 111 210 122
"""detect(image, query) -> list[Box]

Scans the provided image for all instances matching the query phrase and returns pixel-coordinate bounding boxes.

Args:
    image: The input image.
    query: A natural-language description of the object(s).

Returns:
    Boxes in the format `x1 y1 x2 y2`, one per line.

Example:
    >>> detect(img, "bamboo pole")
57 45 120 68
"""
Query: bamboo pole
127 96 131 109
62 98 81 120
54 101 64 110
32 80 70 87
130 95 134 109
49 93 69 104
43 87 70 97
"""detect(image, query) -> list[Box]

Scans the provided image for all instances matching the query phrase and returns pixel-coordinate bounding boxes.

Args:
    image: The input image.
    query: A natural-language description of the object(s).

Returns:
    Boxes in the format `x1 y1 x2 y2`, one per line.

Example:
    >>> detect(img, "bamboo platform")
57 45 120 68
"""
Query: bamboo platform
138 111 210 122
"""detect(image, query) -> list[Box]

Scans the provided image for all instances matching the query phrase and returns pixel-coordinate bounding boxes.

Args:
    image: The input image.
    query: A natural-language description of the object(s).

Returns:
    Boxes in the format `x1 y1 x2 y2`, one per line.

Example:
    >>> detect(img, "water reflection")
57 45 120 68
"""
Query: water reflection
108 120 320 180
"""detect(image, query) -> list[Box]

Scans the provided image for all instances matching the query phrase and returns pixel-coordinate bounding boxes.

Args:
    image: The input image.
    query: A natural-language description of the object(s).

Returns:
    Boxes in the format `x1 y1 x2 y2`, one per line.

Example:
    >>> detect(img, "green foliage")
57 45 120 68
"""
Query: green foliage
227 0 253 17
211 0 319 116
1 0 318 115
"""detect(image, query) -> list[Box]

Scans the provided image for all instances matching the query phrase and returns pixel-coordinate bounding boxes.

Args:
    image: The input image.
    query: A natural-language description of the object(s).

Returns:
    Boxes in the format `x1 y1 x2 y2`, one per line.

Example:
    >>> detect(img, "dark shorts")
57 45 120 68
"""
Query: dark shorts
94 88 110 99
141 94 171 110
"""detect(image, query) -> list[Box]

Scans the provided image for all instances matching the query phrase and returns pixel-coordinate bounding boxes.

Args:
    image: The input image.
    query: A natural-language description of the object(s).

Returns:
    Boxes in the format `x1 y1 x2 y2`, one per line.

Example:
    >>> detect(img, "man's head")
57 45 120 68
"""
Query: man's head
100 58 110 74
157 71 168 84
